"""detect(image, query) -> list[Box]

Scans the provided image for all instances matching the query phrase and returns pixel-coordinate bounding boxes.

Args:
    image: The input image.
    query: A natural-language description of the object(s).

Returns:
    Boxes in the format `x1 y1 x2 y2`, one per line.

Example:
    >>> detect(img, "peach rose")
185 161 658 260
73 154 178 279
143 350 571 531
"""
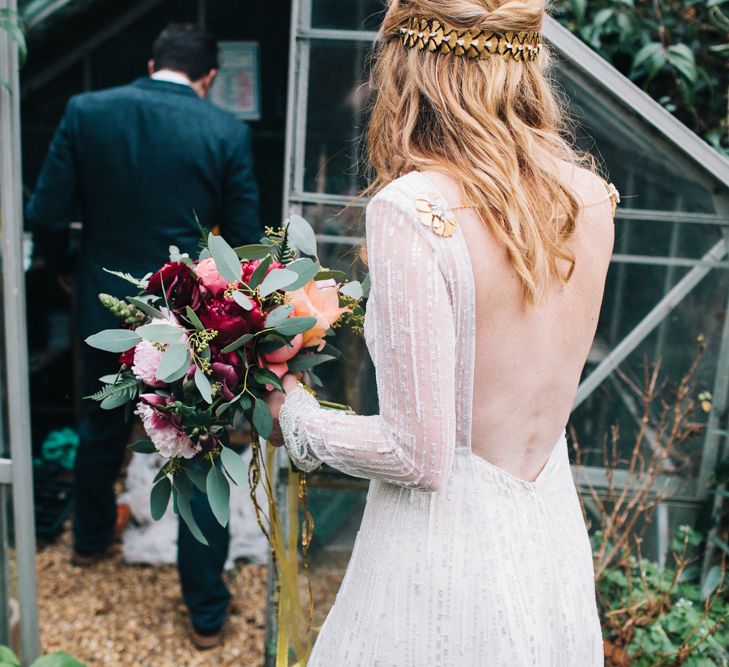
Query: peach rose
287 280 349 351
196 257 234 295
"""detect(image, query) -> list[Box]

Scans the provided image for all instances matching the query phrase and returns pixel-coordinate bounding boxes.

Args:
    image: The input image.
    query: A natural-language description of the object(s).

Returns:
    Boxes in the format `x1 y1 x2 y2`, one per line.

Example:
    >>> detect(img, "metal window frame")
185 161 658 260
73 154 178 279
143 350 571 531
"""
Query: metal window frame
0 0 40 661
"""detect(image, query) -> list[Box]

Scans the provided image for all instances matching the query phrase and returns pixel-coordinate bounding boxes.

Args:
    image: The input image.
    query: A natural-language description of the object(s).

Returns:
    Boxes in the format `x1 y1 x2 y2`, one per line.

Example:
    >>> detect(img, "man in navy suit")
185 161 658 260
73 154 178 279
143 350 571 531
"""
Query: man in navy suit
26 23 261 648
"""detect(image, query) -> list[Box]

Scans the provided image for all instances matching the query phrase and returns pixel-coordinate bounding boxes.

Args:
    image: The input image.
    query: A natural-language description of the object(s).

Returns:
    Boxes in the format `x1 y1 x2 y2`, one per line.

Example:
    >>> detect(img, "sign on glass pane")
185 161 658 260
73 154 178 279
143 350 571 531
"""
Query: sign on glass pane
210 42 261 121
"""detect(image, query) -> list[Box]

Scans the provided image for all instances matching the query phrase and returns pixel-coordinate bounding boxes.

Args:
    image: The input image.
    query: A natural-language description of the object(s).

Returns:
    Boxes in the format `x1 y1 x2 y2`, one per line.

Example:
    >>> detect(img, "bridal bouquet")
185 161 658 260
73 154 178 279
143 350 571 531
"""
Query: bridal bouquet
85 216 364 544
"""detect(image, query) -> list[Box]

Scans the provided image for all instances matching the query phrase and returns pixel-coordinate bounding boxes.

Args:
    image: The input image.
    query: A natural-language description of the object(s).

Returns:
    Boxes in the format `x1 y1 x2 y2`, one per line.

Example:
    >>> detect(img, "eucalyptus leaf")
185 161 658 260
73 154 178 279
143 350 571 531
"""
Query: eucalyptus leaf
315 269 347 282
234 244 274 260
232 291 254 311
284 258 320 291
248 256 272 289
100 388 135 410
194 368 213 404
127 296 164 319
340 281 363 301
221 332 255 353
186 306 205 331
136 323 185 345
208 232 242 283
156 344 191 383
286 215 318 257
220 446 247 487
252 367 284 392
287 353 336 372
185 464 208 493
240 394 252 411
259 268 298 297
216 392 244 417
206 465 231 527
252 397 273 439
85 329 141 353
272 316 317 337
150 477 172 520
128 439 157 454
174 476 208 545
265 304 293 328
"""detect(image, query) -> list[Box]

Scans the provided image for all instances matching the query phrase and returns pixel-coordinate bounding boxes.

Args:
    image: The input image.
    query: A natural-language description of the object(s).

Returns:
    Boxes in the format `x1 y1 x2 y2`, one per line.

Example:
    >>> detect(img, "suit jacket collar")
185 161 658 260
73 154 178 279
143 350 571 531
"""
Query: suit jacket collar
132 77 199 99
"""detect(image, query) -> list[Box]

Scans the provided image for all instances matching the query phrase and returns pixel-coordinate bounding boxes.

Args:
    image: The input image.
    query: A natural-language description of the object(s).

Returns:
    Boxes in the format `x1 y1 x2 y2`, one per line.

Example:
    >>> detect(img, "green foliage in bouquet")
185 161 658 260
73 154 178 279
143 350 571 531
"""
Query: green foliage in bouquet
598 526 728 666
84 215 366 544
553 0 729 155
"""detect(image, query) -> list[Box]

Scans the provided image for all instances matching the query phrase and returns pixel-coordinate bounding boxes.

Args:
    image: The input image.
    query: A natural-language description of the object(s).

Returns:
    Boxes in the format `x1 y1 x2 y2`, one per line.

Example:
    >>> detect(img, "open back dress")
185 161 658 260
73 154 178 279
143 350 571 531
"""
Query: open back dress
279 171 604 666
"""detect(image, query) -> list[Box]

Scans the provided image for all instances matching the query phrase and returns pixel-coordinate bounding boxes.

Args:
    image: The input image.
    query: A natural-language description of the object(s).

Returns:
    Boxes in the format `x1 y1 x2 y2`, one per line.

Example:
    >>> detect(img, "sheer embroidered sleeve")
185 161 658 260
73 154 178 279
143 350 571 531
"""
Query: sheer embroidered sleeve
278 196 457 491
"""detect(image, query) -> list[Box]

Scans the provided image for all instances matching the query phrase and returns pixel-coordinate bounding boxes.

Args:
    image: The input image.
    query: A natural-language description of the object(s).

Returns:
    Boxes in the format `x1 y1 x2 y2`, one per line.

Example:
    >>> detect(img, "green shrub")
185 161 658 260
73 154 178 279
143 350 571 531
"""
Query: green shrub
598 527 728 666
0 646 84 667
553 0 729 155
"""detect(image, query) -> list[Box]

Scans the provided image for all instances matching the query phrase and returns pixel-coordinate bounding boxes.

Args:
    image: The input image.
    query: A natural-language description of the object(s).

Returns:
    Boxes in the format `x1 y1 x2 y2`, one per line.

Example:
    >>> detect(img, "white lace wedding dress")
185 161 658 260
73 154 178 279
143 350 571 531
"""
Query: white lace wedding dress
280 172 603 666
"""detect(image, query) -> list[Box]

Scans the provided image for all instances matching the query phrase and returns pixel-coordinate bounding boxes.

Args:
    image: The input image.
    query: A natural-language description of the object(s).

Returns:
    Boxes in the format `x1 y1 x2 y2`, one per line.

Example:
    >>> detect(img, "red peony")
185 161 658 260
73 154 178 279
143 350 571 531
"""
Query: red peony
210 346 244 372
198 298 258 346
119 346 136 367
147 262 201 312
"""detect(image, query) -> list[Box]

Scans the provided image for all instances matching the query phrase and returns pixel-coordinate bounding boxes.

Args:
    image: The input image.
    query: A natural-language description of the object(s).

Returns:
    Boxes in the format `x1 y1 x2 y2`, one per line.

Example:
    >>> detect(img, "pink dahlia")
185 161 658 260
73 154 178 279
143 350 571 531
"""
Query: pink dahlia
134 394 200 459
132 339 166 388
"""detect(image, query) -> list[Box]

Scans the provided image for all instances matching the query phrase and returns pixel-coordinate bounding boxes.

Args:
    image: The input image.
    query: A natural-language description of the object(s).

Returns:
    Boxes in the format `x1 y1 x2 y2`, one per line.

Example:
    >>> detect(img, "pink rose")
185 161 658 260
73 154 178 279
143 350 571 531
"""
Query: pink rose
258 358 288 392
241 259 284 285
287 281 349 351
196 257 233 295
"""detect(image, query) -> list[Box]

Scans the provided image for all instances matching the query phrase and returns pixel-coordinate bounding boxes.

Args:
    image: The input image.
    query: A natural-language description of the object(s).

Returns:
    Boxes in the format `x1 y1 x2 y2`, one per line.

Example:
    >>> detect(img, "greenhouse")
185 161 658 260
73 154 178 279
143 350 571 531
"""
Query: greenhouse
0 0 727 664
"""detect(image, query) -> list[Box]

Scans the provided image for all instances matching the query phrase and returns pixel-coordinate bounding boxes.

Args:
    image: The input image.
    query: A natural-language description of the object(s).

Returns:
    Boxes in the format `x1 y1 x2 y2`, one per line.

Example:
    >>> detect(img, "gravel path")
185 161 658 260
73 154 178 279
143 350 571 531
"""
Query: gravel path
36 525 268 666
35 526 350 666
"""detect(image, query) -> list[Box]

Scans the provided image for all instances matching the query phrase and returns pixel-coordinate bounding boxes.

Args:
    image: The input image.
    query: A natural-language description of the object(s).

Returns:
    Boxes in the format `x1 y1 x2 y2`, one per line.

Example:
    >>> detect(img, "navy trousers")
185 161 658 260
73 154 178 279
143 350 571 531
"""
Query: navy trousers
178 484 232 634
73 345 131 554
73 345 231 633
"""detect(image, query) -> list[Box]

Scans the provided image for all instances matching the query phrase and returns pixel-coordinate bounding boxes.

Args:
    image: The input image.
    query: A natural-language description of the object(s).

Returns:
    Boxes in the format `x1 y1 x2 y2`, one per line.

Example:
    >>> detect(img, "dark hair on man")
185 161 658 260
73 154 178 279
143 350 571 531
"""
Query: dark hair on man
152 23 219 81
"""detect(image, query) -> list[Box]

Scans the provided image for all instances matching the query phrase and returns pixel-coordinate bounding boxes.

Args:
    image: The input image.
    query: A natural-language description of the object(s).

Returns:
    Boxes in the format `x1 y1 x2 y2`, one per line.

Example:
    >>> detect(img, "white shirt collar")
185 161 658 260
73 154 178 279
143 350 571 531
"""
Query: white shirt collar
150 70 193 87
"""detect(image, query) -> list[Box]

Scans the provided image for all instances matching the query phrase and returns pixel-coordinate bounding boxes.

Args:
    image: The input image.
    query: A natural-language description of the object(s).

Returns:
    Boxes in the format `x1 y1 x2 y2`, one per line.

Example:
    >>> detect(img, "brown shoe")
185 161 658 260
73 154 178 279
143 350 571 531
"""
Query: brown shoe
191 626 224 650
113 503 131 541
70 548 108 567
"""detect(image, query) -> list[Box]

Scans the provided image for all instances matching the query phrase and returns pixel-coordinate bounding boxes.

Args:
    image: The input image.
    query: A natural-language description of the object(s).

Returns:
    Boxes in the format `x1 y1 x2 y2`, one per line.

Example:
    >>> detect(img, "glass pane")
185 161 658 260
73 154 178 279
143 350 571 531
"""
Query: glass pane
310 0 386 31
613 219 724 259
303 40 371 196
555 63 720 215
308 484 366 629
573 265 728 473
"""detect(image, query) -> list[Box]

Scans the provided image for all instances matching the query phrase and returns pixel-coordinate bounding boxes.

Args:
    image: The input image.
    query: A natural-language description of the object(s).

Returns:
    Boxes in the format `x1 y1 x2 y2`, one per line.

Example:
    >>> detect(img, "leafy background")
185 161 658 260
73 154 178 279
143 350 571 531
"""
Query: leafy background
553 0 729 156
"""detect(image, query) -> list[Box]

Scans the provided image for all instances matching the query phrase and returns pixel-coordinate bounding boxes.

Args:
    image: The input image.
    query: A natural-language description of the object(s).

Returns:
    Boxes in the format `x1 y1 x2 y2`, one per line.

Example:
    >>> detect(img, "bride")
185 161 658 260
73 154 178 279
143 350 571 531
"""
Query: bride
267 0 617 664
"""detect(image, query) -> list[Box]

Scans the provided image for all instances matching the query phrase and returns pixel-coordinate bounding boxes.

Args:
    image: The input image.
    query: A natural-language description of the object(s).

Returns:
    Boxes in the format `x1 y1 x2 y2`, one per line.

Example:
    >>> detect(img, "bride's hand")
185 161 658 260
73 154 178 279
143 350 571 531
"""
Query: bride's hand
265 373 300 447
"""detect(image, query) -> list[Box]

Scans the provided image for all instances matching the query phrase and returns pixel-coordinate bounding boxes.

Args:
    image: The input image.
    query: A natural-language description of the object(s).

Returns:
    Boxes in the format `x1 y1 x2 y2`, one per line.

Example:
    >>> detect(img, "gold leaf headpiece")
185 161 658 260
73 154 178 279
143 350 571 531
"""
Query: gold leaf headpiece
396 17 542 61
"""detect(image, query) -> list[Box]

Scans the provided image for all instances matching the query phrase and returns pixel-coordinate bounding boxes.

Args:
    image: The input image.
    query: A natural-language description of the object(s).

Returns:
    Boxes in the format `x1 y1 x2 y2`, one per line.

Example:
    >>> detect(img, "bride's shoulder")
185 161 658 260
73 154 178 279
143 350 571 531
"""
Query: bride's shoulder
367 172 427 215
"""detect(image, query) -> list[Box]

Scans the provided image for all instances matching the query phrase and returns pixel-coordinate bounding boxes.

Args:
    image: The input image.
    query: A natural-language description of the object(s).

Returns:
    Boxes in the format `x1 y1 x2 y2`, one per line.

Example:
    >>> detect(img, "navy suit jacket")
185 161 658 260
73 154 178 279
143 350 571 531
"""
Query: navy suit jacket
26 77 261 339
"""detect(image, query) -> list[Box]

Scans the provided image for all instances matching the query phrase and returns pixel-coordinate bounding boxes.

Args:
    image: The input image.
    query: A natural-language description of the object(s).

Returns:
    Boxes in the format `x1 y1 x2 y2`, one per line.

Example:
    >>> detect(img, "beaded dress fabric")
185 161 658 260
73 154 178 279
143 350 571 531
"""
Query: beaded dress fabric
279 171 603 666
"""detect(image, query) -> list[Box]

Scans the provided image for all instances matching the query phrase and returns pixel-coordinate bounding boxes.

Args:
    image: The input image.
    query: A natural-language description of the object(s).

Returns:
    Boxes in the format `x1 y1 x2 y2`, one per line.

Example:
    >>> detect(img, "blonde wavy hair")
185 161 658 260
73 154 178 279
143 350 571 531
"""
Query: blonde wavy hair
367 0 596 303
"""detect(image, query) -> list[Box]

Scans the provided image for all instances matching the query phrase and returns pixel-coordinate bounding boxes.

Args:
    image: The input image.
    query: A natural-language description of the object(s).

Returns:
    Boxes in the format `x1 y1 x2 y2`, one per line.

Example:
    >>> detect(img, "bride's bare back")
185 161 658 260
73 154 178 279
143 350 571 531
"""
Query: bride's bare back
422 165 614 482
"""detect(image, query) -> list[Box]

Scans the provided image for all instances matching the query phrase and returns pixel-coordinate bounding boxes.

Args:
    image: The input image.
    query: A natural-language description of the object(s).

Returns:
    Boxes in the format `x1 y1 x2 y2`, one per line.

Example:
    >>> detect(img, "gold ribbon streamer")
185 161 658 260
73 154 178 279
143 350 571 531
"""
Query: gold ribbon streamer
247 433 313 666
